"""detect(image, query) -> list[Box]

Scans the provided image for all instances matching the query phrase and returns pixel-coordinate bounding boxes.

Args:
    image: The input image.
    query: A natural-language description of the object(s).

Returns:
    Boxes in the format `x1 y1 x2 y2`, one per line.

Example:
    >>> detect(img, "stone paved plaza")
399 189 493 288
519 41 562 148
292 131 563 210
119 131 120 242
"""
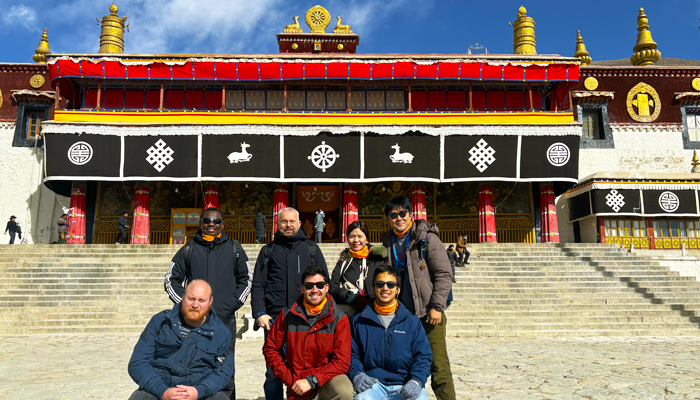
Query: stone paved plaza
1 334 700 399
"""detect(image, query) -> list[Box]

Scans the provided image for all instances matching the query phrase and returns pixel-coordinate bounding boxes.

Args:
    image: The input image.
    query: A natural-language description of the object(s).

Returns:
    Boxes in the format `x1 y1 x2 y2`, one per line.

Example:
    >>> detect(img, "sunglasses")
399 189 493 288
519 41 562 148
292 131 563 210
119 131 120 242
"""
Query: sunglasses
388 210 409 220
303 281 327 290
374 281 398 289
201 218 223 225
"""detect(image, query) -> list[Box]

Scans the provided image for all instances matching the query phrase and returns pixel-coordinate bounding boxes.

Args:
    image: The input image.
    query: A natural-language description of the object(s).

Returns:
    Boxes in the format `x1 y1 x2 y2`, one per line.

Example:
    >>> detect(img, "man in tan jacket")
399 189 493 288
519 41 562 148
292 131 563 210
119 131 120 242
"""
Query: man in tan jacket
380 196 455 400
456 233 470 266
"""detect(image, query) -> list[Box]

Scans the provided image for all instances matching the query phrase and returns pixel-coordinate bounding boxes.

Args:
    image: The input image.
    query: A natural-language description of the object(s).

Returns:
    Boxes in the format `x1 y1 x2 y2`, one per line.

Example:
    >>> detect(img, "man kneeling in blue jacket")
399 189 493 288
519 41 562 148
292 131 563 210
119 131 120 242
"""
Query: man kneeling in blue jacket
349 265 432 400
128 280 234 400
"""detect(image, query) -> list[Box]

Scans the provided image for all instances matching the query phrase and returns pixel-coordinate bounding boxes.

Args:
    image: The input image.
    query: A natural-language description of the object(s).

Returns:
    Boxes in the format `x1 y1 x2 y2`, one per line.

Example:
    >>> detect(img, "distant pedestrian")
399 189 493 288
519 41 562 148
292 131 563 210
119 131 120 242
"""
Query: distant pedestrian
254 210 267 244
456 233 470 266
57 213 69 244
446 245 457 283
314 209 325 243
116 212 129 244
4 216 17 244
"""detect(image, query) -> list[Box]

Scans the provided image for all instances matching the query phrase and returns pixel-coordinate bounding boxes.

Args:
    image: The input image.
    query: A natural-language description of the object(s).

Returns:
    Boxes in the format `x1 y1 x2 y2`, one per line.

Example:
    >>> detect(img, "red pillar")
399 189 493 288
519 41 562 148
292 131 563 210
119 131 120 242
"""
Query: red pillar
646 217 656 250
479 186 497 242
132 186 150 244
540 185 560 243
67 183 86 244
272 185 289 231
204 186 219 209
342 186 359 241
598 216 606 243
411 185 427 221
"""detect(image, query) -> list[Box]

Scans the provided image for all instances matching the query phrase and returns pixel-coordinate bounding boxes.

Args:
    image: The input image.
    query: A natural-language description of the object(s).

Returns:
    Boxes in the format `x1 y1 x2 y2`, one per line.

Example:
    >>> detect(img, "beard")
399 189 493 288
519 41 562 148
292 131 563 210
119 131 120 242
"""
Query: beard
180 303 209 325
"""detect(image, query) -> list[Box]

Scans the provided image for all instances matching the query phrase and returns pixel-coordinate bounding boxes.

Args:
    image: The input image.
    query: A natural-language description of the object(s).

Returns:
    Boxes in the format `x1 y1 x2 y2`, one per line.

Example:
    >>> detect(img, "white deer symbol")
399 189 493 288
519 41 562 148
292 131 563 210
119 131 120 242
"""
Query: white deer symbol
390 143 414 164
227 142 253 163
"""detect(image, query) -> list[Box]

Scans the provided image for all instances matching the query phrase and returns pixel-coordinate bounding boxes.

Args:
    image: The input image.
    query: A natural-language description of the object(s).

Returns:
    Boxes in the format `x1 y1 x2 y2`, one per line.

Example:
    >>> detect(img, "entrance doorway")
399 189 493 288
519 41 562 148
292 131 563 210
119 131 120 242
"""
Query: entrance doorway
297 184 341 242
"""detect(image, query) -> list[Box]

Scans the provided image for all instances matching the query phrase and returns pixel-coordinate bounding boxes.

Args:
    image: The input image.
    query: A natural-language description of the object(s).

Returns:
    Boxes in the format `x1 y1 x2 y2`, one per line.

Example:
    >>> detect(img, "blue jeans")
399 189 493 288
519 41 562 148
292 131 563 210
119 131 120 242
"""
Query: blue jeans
354 382 429 400
263 322 284 400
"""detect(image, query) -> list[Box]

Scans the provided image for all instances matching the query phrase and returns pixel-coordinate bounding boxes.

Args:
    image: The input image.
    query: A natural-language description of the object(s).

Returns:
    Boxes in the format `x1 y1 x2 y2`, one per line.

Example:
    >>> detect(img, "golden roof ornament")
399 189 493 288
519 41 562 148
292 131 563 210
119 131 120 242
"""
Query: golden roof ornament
333 16 352 34
692 150 700 173
305 5 331 33
33 28 51 64
630 8 661 66
98 3 128 53
510 6 536 55
574 30 591 66
284 16 303 33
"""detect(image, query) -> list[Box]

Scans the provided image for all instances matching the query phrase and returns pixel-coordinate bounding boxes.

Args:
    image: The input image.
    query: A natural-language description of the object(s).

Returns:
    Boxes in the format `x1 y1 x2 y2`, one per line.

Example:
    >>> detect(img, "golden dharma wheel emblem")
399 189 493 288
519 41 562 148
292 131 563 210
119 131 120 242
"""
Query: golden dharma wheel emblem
583 77 598 91
29 74 45 89
305 5 331 33
337 43 344 50
292 43 299 50
692 78 700 91
626 82 661 123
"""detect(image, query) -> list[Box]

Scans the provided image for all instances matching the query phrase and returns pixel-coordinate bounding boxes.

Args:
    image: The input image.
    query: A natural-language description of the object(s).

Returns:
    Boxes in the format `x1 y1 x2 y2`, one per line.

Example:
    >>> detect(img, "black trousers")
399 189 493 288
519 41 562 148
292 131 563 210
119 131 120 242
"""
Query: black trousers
221 316 237 400
8 231 15 244
116 228 127 244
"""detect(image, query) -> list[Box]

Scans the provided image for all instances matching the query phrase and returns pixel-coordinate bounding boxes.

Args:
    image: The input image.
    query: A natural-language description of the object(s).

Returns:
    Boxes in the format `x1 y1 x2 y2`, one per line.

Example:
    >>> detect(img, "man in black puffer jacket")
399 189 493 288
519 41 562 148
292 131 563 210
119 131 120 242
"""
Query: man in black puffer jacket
251 206 328 400
164 207 251 400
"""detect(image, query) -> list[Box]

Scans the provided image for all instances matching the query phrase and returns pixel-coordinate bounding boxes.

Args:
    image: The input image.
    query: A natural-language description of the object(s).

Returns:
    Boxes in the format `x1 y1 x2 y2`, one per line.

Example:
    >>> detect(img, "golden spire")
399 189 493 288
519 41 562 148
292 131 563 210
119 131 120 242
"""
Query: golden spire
33 28 51 64
98 3 128 53
511 6 536 55
574 30 592 66
692 150 700 173
630 8 661 66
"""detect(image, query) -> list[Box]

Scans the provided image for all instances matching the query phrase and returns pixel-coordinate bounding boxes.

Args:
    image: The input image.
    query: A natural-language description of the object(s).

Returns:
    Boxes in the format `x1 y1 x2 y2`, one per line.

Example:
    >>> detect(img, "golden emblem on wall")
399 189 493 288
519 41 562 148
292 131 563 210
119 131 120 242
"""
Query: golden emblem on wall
626 82 661 123
692 78 700 91
29 74 45 89
305 5 331 33
584 77 598 91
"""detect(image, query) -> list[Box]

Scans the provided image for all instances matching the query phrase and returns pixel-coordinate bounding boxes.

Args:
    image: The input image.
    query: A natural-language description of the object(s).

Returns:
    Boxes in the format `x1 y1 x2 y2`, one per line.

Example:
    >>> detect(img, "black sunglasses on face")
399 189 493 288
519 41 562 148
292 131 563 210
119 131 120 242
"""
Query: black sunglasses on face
201 218 223 225
374 281 398 289
303 281 327 290
389 210 409 220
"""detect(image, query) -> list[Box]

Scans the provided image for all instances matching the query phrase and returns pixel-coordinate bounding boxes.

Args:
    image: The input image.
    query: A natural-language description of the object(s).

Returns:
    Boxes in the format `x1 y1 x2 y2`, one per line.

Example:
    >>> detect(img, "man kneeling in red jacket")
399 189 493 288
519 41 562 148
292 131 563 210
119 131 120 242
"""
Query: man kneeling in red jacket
263 265 354 400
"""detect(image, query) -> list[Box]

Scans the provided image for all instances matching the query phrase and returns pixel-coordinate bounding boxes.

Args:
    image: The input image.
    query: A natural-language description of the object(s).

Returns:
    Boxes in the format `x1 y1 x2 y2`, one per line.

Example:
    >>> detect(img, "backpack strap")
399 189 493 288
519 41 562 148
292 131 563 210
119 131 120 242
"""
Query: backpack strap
263 242 275 273
230 239 241 262
306 240 317 266
183 240 195 283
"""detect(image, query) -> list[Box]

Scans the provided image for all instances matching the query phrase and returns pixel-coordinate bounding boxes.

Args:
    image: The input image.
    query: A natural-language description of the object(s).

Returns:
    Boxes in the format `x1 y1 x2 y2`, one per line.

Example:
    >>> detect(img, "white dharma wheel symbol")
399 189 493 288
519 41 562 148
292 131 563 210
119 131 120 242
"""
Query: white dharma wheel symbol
547 143 570 167
67 141 93 165
308 141 340 172
658 191 680 213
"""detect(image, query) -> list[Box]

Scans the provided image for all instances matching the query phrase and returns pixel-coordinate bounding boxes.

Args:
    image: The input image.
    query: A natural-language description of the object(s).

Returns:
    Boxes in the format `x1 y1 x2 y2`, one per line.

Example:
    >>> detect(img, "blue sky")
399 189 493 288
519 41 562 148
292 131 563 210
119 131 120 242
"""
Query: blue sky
0 0 698 62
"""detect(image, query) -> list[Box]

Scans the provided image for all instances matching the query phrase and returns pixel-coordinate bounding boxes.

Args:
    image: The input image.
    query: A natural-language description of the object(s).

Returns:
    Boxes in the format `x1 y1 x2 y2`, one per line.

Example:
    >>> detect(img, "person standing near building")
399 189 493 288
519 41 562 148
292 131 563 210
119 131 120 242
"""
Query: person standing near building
314 209 325 244
446 245 457 283
251 206 328 400
380 196 455 399
116 211 129 244
57 213 69 244
456 233 470 266
4 216 17 244
254 210 267 244
164 207 252 400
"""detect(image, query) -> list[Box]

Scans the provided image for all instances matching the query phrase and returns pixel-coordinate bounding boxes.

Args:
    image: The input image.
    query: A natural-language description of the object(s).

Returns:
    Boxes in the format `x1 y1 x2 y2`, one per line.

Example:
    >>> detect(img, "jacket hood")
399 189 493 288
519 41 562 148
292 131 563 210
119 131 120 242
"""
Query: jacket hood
340 244 388 261
412 219 440 238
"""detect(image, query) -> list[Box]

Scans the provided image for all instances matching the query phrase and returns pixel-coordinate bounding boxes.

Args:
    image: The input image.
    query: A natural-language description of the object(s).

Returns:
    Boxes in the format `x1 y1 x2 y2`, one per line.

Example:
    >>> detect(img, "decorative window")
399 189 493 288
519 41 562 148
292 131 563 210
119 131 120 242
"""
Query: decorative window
605 219 646 237
13 101 51 147
576 102 614 149
26 112 42 140
582 108 603 139
682 107 700 149
653 219 700 238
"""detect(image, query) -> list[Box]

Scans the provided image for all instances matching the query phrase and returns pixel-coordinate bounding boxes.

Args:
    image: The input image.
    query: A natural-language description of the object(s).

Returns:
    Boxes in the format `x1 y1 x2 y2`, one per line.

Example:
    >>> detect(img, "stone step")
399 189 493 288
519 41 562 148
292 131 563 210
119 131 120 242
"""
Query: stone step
448 328 700 337
448 321 700 332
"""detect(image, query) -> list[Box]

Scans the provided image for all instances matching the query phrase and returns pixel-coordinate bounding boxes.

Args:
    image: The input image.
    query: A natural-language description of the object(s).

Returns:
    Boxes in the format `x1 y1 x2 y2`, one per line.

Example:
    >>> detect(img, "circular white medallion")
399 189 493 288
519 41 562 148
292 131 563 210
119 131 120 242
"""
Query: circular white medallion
67 141 93 165
547 143 570 167
658 191 680 213
307 141 340 172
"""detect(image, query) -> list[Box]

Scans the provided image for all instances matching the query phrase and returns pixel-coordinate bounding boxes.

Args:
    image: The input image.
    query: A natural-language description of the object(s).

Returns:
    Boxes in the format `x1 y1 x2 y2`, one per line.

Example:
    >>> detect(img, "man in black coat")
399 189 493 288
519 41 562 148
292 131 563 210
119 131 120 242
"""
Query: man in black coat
164 207 252 400
254 210 267 244
116 211 129 244
4 216 17 244
251 206 328 400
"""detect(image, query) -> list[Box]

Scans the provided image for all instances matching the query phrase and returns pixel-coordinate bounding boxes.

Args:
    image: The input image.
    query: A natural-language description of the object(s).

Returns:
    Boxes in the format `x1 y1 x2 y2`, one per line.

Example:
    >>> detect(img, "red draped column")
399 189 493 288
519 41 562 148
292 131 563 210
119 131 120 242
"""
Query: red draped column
132 186 150 244
540 185 560 243
478 186 497 242
204 186 219 209
67 183 86 244
272 185 289 231
411 185 427 221
342 186 359 241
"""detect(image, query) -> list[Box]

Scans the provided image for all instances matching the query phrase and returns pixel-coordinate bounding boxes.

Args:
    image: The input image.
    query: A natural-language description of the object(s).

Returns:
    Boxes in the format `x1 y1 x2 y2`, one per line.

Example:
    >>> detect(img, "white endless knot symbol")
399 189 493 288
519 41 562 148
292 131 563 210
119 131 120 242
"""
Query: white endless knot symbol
658 191 680 213
67 141 93 165
605 189 625 212
146 139 174 172
468 139 496 173
547 143 570 167
307 141 340 172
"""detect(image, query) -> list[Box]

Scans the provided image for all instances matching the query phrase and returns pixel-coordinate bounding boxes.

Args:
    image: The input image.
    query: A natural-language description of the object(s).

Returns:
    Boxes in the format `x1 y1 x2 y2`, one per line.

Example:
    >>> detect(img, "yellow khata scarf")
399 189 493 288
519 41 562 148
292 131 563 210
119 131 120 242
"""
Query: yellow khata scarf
303 296 327 316
374 299 398 315
394 220 413 238
201 233 221 242
349 246 369 259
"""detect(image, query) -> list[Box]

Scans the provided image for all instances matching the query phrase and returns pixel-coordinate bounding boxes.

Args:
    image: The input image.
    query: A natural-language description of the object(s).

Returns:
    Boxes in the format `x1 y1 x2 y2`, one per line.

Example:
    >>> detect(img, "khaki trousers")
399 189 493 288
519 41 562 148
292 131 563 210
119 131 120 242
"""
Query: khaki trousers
421 312 456 400
311 374 354 400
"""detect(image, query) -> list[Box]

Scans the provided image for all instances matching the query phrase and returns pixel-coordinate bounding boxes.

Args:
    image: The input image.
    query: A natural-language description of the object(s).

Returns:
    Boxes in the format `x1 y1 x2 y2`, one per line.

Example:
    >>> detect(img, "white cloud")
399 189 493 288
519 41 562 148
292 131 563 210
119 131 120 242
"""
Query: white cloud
1 5 38 30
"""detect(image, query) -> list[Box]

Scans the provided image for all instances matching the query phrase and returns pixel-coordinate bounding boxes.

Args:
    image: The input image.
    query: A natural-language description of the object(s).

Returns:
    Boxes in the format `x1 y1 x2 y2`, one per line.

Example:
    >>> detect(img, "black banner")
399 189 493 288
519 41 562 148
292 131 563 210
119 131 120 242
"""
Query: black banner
284 132 361 179
124 136 198 178
568 192 591 221
643 190 698 215
520 136 579 180
201 134 280 179
364 132 440 180
45 133 121 178
444 136 518 179
591 189 641 214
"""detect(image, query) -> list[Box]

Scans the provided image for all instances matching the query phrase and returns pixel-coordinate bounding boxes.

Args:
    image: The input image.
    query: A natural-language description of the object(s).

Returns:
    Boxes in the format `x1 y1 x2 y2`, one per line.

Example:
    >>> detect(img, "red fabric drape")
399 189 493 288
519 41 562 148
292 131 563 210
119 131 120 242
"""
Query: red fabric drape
132 186 150 244
272 185 289 232
539 185 559 243
478 186 497 243
204 187 219 209
342 186 359 242
411 186 427 221
67 184 86 244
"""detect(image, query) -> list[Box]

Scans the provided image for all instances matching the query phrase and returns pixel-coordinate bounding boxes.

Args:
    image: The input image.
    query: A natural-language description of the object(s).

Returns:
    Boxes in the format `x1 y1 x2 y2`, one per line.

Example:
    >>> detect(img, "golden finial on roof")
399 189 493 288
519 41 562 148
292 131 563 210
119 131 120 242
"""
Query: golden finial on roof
510 5 536 55
574 30 592 66
98 3 129 53
692 150 700 173
630 8 661 66
32 28 51 64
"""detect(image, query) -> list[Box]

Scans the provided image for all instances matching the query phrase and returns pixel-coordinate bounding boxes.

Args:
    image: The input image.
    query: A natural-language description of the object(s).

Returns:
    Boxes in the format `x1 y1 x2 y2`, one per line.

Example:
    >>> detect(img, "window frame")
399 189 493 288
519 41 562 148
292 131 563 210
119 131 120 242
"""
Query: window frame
681 106 700 149
13 101 51 147
577 102 614 149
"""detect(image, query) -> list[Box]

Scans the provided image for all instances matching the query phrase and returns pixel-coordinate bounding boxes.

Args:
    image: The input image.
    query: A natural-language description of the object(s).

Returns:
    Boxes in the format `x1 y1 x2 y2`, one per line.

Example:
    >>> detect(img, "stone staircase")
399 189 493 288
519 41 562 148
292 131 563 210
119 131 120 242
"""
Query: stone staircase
1 242 700 337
